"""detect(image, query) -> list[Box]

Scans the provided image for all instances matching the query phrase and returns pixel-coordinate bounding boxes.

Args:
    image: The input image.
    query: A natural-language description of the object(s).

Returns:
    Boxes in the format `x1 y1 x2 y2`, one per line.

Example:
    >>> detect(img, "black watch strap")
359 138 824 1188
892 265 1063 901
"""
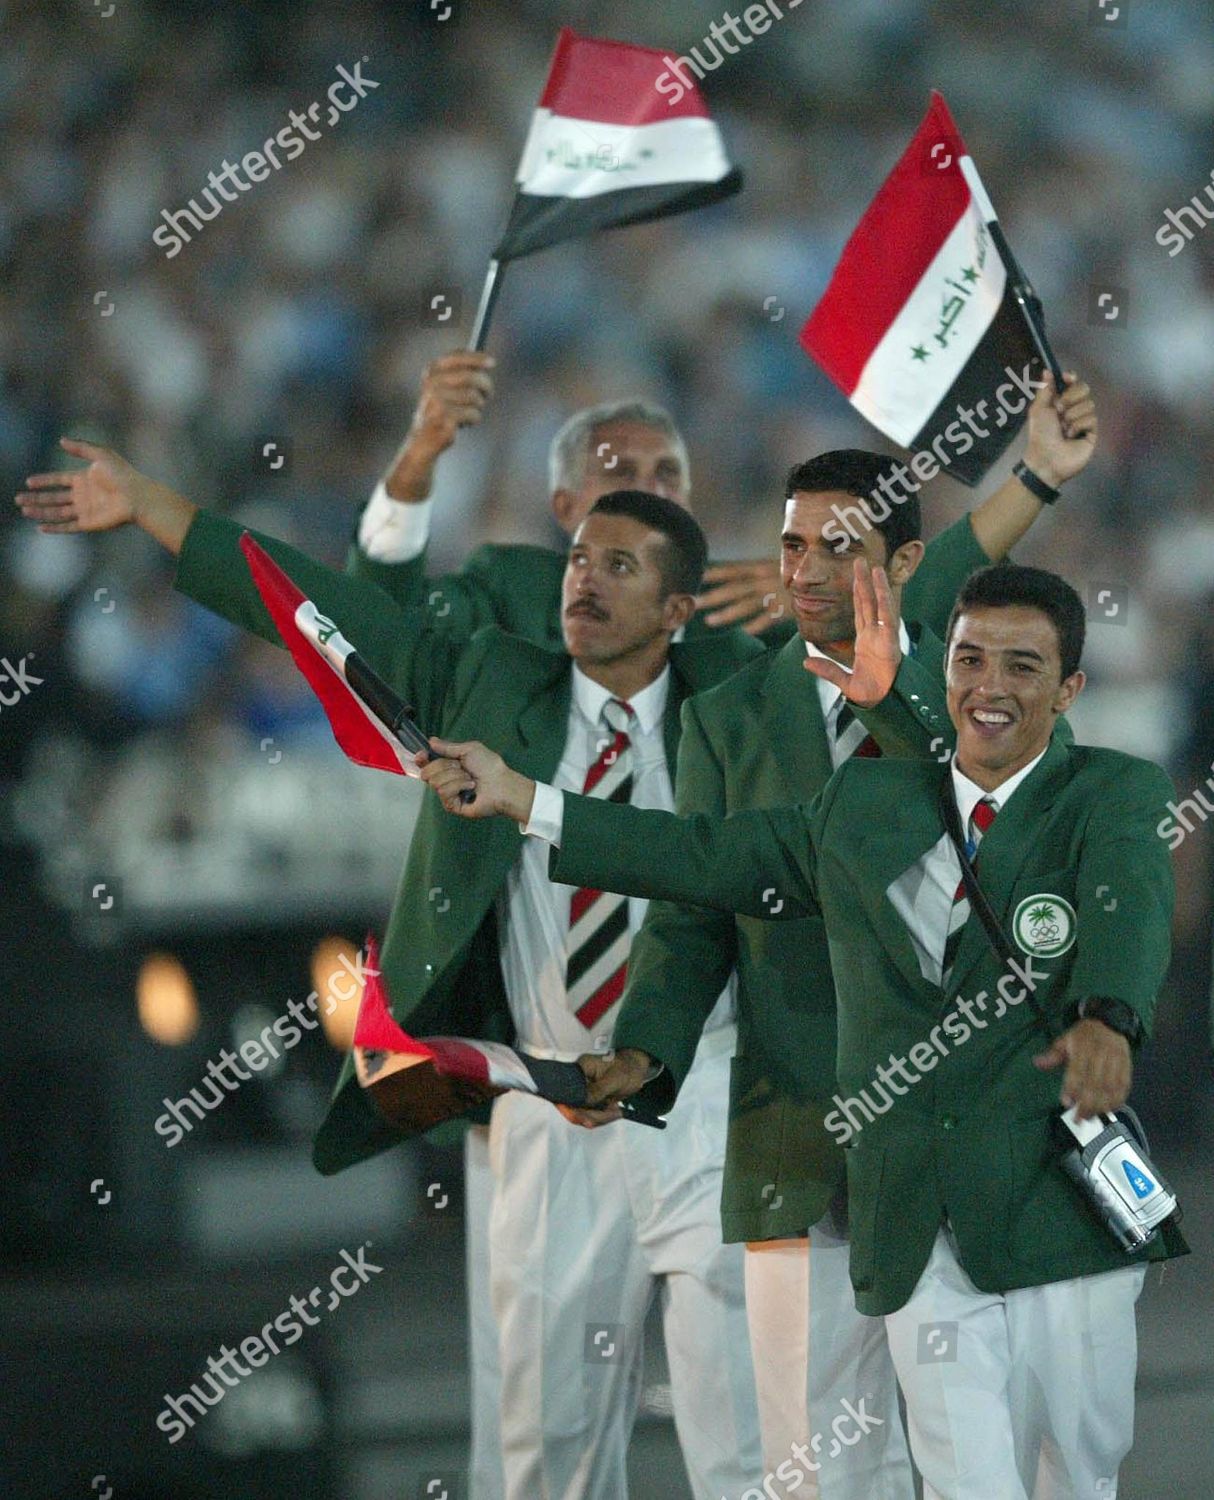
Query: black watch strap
1013 460 1061 505
1077 995 1144 1047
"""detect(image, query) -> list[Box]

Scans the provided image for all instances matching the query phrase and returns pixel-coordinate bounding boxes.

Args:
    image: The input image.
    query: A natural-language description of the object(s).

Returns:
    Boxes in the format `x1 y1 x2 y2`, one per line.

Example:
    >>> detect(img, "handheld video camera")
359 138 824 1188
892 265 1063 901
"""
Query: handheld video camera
1055 1105 1180 1252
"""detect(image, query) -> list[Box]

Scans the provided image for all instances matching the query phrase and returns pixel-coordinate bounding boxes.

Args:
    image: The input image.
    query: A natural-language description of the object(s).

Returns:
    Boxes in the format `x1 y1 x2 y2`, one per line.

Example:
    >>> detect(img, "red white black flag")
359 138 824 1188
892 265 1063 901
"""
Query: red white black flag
350 938 599 1136
800 92 1043 486
493 26 742 262
239 533 424 778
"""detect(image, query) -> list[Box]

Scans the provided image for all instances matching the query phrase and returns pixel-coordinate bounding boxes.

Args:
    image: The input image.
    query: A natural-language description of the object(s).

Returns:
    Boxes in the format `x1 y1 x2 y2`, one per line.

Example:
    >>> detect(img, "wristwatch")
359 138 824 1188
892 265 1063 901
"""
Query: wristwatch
1077 995 1144 1047
1013 459 1061 505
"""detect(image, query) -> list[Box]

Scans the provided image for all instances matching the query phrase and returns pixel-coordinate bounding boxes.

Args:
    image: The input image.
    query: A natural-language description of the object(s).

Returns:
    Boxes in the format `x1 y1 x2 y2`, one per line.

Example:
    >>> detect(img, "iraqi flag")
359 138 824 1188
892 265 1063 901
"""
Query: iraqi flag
800 92 1043 486
239 533 427 778
492 26 742 262
350 939 620 1135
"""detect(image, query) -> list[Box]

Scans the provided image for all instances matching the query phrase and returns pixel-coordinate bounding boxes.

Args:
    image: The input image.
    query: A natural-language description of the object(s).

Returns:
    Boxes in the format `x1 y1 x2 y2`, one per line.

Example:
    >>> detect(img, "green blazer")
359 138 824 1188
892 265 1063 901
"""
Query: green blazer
614 626 952 1243
348 514 985 1240
173 509 762 1175
546 736 1185 1314
347 514 989 649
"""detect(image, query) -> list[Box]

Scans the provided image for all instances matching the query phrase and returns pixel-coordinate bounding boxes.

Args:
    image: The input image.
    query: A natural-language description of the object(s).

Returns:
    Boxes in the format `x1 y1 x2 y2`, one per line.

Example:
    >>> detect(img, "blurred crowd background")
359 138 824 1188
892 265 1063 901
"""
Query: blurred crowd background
3 0 1212 1495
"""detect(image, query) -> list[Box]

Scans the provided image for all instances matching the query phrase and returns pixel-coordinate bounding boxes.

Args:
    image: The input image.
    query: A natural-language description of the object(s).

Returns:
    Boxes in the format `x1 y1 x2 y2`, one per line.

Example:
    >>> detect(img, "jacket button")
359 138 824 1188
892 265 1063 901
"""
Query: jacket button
940 1113 958 1130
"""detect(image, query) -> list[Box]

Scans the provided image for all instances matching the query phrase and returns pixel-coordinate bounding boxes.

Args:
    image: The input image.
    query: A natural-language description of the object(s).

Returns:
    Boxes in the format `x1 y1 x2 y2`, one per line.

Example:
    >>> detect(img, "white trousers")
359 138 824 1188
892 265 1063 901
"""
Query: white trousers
883 1227 1146 1500
465 1125 505 1499
487 1048 762 1500
743 1216 914 1500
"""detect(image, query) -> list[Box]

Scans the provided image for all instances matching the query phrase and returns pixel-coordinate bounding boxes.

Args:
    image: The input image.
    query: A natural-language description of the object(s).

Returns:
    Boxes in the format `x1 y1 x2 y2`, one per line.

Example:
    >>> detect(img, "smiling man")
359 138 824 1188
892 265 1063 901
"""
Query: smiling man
420 561 1187 1500
500 375 1093 1500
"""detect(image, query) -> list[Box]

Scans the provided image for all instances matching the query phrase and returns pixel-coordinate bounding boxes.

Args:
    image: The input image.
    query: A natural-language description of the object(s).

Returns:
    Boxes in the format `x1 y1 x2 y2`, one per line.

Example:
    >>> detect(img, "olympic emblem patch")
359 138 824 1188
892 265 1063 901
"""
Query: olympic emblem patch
1012 893 1077 958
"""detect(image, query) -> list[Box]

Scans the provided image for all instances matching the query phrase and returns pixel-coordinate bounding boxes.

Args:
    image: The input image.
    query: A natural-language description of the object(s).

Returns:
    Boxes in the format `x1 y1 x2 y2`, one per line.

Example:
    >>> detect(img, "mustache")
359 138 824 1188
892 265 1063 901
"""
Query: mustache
566 598 609 621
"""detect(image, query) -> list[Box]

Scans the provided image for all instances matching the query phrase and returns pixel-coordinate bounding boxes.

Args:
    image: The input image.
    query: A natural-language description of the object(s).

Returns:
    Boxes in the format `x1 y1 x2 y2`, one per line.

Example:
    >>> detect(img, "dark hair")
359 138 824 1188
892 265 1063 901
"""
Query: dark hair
587 489 708 596
945 565 1086 678
785 449 922 557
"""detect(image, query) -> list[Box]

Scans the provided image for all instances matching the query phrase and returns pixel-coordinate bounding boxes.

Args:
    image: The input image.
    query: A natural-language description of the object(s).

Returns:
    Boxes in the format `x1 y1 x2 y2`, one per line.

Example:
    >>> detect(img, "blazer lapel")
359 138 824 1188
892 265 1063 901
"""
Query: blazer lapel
944 733 1076 999
848 795 952 1006
662 664 687 775
763 634 834 801
512 650 574 784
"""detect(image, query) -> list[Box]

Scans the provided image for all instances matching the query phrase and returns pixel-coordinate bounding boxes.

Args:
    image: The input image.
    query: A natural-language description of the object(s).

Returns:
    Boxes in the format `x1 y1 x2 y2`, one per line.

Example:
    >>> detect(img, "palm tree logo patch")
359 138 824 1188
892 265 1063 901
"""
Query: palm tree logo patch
1012 893 1077 957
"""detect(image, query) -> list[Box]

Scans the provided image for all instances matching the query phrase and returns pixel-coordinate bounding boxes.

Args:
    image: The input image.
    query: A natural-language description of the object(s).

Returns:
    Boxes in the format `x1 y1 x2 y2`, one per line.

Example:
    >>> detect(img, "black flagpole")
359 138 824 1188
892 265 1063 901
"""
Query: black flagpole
468 258 505 351
959 157 1066 391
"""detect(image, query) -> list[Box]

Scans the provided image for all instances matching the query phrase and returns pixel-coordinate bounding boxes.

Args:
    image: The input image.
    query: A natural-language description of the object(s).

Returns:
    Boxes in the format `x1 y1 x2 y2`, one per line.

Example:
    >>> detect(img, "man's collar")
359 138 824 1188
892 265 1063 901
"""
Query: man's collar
803 620 913 711
950 743 1049 825
572 662 670 735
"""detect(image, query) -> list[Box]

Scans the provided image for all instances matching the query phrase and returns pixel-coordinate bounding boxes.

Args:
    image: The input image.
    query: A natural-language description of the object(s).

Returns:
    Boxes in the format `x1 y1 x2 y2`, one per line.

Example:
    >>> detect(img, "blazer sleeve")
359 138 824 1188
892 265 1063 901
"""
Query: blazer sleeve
548 792 819 920
346 540 431 612
610 698 741 1101
903 514 988 638
853 647 951 759
175 508 468 729
1067 760 1176 1037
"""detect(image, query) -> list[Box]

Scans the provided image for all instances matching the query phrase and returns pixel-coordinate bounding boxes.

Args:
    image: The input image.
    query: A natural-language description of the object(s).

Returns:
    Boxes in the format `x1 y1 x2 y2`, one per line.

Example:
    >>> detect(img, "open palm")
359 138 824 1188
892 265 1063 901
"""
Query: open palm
803 560 901 708
16 437 143 533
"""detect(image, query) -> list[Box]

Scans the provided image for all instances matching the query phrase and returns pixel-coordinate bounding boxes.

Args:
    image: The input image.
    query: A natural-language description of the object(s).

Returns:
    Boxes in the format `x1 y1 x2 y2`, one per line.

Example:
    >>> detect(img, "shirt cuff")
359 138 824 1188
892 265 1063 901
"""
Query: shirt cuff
523 783 564 842
357 481 433 562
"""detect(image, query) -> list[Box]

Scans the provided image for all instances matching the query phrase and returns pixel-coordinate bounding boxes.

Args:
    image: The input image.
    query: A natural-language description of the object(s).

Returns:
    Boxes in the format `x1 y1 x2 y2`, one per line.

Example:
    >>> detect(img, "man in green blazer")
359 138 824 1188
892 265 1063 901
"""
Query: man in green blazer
349 366 799 1498
581 376 1097 1500
345 350 1060 646
18 445 783 1498
420 562 1185 1500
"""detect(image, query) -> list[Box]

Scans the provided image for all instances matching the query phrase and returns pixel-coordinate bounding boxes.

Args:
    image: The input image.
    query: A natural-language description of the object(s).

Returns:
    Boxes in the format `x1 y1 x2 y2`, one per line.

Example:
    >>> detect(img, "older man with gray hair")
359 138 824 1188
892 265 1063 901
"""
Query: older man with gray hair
350 350 789 643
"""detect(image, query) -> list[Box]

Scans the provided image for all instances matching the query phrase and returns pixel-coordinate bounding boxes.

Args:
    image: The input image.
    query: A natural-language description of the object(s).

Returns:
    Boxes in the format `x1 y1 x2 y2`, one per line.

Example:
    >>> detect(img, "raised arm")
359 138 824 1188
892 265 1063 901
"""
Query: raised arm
967 371 1097 561
904 371 1098 638
347 351 498 624
16 437 467 728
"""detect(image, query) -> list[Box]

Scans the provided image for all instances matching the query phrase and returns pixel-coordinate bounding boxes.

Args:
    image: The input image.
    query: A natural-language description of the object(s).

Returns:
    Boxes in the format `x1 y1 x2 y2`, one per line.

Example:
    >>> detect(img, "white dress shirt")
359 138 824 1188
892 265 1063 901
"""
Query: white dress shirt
805 620 912 769
528 621 917 829
506 663 734 1060
358 480 433 561
886 747 1048 986
530 704 1051 992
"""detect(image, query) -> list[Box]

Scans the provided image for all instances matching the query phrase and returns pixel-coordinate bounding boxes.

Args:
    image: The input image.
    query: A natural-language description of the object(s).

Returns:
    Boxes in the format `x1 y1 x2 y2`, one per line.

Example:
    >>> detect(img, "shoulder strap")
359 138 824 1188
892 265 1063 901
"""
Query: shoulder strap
936 776 1058 1041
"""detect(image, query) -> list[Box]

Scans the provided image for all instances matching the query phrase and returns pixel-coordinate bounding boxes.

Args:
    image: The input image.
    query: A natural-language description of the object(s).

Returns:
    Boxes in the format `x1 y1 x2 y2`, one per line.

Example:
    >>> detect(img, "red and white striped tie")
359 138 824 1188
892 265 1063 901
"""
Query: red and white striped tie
941 796 998 987
566 698 634 1029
